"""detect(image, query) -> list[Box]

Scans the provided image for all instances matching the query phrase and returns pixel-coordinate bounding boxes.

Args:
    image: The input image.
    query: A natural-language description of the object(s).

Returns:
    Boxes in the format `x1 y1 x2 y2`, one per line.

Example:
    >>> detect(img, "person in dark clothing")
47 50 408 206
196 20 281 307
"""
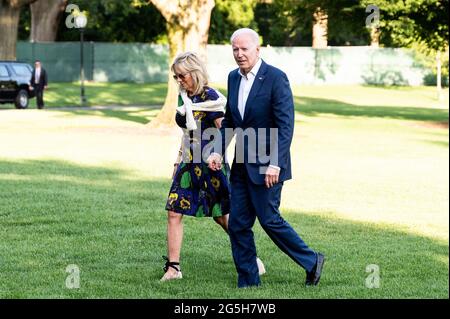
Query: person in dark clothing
29 60 48 109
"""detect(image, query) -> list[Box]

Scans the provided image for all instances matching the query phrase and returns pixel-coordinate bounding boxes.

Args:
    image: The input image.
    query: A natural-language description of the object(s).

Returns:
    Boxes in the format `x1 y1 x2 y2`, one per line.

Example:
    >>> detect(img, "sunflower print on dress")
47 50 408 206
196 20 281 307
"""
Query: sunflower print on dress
180 198 191 210
194 165 202 178
168 193 178 206
211 177 220 191
193 111 206 121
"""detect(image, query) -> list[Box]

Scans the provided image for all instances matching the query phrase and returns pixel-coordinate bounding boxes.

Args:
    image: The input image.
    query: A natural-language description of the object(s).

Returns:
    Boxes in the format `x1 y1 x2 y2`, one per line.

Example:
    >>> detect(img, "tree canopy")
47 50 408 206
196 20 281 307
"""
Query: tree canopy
360 0 449 51
16 0 448 51
19 0 166 43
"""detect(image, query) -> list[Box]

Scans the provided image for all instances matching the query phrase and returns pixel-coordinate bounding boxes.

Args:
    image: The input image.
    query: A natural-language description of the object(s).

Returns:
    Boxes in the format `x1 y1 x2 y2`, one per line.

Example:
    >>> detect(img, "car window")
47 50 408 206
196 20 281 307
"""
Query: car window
0 65 9 77
11 64 32 77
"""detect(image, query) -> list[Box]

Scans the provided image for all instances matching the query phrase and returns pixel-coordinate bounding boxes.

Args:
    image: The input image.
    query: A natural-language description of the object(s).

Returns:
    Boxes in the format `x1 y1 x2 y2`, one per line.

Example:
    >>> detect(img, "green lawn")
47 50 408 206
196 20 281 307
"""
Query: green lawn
0 82 168 109
0 84 448 298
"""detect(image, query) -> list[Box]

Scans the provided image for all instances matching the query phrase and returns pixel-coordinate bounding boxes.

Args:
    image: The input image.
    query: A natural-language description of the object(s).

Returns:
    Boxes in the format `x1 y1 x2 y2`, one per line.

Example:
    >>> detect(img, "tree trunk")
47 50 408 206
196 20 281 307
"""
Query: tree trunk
312 7 328 49
370 26 380 47
0 0 38 60
30 0 67 42
148 0 215 128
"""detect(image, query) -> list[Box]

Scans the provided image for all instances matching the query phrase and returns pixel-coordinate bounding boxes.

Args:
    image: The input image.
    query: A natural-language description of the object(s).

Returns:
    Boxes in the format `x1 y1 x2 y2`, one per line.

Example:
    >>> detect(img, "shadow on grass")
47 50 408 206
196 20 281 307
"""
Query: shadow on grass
0 159 448 298
59 93 450 126
46 94 449 126
59 107 160 125
294 96 449 123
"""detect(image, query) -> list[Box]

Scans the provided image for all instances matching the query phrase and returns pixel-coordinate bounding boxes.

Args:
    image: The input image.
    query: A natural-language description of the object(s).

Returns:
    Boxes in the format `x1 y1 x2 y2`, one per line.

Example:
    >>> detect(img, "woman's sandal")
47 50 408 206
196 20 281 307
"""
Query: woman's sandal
160 256 183 282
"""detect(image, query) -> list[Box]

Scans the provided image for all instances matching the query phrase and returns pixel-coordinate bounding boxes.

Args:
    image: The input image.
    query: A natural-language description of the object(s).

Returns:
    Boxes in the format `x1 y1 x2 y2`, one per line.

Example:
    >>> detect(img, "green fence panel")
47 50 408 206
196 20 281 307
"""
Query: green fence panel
93 42 168 83
17 42 94 82
16 42 434 86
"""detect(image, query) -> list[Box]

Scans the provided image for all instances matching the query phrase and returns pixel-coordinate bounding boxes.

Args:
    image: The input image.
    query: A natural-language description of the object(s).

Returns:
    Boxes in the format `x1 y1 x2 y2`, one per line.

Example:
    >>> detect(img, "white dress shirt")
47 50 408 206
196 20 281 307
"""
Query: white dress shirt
237 58 262 119
35 67 41 84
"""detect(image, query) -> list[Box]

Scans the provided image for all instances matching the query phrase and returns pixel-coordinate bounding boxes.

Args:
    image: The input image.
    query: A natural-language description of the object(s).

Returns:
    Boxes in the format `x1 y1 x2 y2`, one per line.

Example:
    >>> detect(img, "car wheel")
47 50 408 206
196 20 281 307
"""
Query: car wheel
15 89 29 109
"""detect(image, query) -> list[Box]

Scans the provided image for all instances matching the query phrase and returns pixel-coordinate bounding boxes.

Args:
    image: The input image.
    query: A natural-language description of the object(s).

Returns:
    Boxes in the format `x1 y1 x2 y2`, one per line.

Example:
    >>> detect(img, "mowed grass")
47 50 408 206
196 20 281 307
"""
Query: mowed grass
0 84 448 298
0 82 167 109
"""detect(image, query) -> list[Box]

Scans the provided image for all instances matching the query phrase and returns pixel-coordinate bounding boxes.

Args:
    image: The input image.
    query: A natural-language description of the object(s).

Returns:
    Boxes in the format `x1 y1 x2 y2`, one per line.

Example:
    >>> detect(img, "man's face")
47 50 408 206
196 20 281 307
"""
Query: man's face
232 34 260 75
35 62 41 69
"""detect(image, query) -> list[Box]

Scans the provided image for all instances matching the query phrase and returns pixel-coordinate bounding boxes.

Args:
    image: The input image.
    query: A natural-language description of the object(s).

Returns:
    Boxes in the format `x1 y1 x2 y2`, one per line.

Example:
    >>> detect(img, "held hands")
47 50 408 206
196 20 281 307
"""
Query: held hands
265 166 280 188
208 152 279 187
207 153 222 171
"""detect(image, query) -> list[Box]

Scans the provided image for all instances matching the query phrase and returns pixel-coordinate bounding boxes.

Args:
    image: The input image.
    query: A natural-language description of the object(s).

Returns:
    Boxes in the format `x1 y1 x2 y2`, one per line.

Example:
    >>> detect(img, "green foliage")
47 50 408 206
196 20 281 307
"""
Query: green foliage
360 0 449 51
209 0 258 44
411 43 450 87
254 0 371 46
252 0 448 48
54 0 165 43
358 0 449 86
254 0 307 46
16 0 448 51
407 0 449 51
18 6 31 41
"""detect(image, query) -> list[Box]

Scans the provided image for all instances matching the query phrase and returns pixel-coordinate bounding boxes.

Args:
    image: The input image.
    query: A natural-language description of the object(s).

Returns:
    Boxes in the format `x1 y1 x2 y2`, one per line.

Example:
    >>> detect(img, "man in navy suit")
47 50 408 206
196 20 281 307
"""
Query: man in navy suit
208 28 324 288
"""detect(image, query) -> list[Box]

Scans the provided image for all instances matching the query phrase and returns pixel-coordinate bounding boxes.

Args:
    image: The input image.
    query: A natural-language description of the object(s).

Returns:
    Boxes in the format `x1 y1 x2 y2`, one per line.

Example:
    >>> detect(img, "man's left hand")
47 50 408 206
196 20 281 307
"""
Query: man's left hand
265 166 280 188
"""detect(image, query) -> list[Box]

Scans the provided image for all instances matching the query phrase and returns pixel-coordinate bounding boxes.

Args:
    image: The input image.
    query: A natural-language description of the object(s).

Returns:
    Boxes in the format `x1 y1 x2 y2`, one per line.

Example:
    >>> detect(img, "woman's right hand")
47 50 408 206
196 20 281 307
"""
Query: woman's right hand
214 117 223 129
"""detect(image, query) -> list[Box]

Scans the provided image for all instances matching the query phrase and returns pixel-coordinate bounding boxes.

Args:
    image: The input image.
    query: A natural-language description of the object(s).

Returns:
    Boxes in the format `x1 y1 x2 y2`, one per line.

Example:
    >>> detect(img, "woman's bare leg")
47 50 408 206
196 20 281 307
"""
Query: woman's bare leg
162 210 183 279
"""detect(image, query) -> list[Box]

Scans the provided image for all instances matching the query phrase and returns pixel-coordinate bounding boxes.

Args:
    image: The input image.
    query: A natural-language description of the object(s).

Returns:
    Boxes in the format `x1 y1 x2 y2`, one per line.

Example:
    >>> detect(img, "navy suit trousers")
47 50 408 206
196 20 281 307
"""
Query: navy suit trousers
229 164 317 288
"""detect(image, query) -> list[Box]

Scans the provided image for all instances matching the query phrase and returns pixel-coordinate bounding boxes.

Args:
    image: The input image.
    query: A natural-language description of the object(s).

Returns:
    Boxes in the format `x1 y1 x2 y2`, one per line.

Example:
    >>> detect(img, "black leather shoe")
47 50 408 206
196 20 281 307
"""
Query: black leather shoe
305 253 325 286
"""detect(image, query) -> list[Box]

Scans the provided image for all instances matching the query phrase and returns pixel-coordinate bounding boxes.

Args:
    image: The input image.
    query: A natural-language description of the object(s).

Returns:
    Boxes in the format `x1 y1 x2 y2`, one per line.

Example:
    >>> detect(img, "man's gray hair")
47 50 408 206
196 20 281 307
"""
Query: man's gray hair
230 28 260 46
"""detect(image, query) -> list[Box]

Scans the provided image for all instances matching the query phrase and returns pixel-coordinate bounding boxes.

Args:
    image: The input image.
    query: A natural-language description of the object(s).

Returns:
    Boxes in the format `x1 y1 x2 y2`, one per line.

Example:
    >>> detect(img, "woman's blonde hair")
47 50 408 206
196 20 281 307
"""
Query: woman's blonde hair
171 51 209 96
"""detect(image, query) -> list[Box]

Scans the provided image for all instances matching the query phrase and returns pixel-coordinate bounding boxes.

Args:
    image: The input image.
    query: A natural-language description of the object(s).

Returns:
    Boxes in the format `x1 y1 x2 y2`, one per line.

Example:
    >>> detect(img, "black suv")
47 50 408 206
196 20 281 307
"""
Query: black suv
0 61 35 109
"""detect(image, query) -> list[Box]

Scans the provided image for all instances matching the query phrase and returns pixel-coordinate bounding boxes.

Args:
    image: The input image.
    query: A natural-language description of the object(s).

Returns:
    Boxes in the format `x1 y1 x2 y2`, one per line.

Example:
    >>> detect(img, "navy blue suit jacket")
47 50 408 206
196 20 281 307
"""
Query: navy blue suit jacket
216 60 294 185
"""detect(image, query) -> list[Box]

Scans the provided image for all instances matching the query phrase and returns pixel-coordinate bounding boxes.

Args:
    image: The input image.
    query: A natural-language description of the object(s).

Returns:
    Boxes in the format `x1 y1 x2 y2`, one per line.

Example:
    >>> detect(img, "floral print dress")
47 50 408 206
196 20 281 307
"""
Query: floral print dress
165 87 230 217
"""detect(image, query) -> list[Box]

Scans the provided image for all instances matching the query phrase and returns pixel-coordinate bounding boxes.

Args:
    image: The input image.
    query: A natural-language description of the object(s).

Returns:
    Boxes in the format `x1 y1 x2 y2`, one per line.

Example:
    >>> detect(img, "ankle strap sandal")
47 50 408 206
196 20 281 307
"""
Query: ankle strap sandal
162 255 180 273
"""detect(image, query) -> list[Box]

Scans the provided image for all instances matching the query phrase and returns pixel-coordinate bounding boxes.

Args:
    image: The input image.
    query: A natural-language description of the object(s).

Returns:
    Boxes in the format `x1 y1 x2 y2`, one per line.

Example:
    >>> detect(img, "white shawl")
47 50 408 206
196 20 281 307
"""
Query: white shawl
176 89 227 130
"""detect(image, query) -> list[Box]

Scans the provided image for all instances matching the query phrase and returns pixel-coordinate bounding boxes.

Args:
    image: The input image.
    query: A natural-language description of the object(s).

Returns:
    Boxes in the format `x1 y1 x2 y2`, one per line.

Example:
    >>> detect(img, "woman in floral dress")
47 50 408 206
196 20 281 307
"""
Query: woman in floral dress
161 51 265 281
